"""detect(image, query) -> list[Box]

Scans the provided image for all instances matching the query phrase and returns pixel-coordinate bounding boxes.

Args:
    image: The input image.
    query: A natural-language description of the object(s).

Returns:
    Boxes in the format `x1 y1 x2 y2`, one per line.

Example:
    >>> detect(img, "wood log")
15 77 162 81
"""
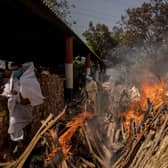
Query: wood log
15 106 67 168
112 105 167 168
37 74 64 117
130 129 155 168
144 135 168 168
139 114 168 168
1 113 54 168
93 153 111 168
130 118 136 135
82 126 94 154
107 121 115 143
80 157 96 168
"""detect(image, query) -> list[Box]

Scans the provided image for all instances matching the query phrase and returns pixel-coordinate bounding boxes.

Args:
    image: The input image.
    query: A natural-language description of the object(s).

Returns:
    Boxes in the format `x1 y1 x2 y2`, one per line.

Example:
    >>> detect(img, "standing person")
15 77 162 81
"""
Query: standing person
2 62 44 154
78 72 86 96
85 75 98 112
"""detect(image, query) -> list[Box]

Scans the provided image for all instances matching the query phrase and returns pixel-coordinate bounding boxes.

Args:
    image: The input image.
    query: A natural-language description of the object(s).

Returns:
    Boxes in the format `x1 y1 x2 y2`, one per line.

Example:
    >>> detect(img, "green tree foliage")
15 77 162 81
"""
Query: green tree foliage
112 26 137 46
113 0 168 46
42 0 73 23
82 22 118 59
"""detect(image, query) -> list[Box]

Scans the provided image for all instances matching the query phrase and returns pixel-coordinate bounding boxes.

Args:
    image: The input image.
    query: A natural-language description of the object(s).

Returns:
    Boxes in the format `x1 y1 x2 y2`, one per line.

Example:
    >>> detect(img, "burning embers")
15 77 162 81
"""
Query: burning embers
44 111 93 165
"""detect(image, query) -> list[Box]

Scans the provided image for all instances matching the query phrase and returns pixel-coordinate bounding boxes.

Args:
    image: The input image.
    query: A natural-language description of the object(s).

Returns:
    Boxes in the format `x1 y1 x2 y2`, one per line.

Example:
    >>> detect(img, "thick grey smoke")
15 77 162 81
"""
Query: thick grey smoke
106 37 168 86
86 37 168 167
96 38 168 166
103 37 168 121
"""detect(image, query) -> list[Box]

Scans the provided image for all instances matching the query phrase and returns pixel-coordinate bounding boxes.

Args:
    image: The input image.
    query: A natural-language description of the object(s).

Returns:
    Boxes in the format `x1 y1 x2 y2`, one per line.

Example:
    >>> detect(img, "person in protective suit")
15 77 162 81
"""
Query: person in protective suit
85 75 98 112
2 62 44 156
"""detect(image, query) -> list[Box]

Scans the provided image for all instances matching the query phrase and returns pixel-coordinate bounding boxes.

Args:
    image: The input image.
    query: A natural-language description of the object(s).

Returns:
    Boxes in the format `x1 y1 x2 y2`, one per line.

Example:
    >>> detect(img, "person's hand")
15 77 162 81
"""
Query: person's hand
20 98 30 105
20 94 30 105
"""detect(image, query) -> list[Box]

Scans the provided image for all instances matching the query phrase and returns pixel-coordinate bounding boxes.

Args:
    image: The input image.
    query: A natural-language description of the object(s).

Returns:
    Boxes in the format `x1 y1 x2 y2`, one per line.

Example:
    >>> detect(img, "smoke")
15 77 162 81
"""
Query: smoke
103 36 168 122
106 36 168 86
83 36 168 167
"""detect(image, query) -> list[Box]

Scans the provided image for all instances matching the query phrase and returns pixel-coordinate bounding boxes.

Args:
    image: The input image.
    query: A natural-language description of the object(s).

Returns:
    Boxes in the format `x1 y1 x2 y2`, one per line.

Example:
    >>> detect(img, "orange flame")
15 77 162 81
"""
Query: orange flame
59 111 93 159
45 111 93 161
140 79 165 110
123 76 165 132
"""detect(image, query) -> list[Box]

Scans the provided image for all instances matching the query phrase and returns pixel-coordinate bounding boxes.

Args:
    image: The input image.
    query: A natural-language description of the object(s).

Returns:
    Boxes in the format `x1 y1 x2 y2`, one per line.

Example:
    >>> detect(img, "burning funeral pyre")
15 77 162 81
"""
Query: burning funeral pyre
102 73 168 168
1 71 168 168
1 45 168 168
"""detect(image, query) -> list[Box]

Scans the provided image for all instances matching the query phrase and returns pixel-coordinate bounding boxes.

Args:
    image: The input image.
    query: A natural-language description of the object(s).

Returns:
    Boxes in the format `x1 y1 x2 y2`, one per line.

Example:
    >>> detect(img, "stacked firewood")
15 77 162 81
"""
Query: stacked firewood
0 99 167 168
54 84 167 168
110 103 168 168
32 73 65 133
0 96 8 149
102 82 168 168
1 79 168 168
0 107 67 168
39 74 64 114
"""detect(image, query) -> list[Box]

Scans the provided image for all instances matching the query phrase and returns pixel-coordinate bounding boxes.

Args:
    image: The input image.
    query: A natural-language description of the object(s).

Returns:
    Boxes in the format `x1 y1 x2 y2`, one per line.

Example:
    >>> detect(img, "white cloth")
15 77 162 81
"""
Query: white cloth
20 62 44 106
2 62 44 141
128 86 140 101
8 104 33 141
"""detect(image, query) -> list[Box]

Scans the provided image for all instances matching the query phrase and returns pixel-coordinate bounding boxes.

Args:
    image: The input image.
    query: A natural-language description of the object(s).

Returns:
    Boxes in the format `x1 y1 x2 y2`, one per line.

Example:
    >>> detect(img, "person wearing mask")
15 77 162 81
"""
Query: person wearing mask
2 62 44 155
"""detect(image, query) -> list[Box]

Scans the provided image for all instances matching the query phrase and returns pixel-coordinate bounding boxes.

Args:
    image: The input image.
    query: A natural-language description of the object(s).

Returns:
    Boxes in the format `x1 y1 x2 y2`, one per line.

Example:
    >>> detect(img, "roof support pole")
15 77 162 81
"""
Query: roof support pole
86 53 91 76
65 36 73 101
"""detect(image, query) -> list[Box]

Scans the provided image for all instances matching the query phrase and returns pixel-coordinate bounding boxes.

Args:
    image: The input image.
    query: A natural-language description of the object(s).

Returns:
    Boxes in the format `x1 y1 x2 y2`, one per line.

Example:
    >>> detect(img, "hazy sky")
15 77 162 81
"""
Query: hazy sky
69 0 147 36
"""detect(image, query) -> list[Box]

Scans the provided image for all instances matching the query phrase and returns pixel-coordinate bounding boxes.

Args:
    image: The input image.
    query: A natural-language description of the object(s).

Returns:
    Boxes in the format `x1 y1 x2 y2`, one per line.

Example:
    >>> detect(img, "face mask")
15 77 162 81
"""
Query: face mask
12 70 23 78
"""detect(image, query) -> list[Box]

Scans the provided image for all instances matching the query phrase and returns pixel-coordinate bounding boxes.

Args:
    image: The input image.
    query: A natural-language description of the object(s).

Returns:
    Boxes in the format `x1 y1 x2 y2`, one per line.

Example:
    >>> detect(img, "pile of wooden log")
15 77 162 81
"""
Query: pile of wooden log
0 96 9 150
1 78 168 168
0 107 67 168
103 82 168 168
38 73 64 116
110 103 168 168
58 85 168 168
1 99 167 168
32 73 65 133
